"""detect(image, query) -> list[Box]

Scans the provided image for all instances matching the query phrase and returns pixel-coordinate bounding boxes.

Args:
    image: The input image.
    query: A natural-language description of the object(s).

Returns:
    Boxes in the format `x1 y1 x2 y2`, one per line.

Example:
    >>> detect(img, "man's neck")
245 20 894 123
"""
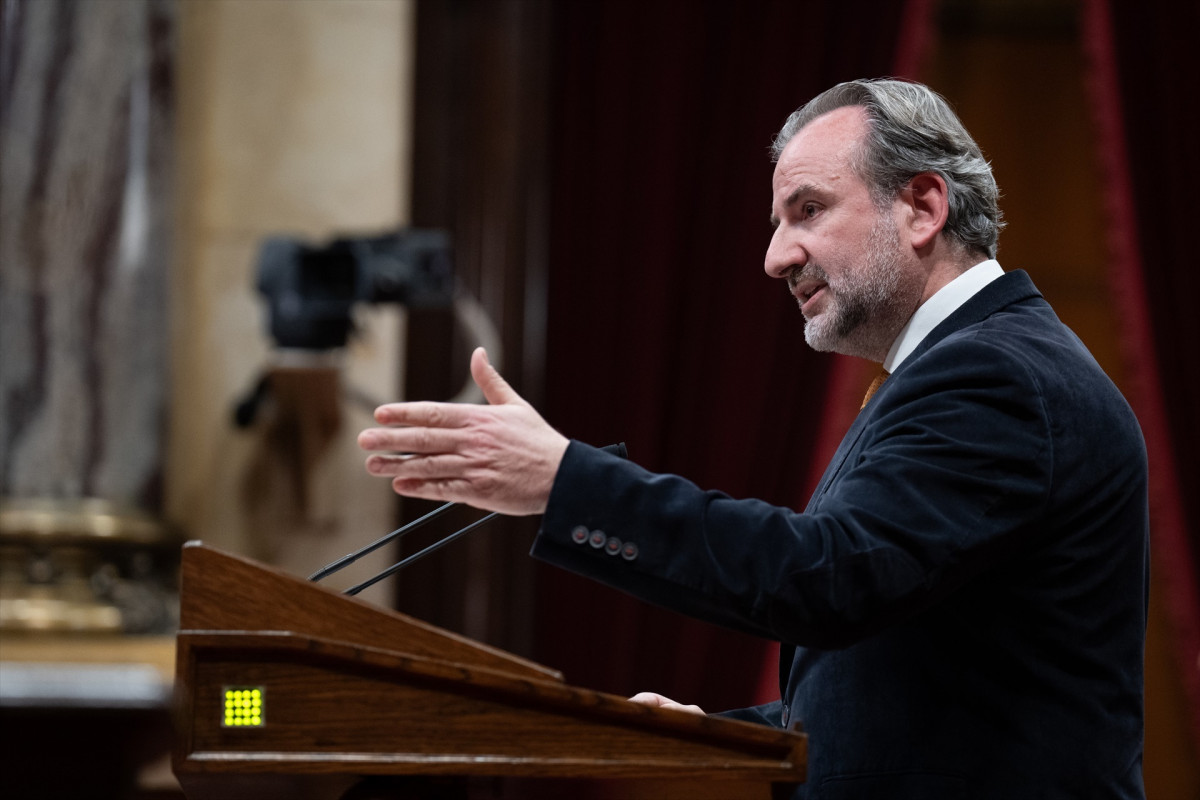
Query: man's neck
883 259 1004 372
916 245 991 305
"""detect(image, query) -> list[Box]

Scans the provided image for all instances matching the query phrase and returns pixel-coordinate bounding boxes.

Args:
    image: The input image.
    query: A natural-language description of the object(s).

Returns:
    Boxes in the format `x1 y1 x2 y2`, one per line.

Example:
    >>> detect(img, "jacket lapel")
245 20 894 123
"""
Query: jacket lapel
803 270 1043 512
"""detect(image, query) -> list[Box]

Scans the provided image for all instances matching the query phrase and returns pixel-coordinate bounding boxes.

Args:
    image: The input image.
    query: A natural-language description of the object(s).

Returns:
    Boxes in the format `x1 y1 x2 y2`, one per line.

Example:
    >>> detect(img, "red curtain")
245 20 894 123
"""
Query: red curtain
1081 0 1200 749
536 0 922 713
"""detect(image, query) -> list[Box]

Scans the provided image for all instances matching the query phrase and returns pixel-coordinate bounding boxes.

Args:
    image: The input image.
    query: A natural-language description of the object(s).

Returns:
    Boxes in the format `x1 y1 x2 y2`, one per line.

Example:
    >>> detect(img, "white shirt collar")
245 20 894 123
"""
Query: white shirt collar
883 260 1005 373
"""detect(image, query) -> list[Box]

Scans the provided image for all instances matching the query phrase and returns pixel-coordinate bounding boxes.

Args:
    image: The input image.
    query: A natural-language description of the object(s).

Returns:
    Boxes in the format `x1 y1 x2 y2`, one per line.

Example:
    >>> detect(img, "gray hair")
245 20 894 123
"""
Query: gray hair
772 79 1004 259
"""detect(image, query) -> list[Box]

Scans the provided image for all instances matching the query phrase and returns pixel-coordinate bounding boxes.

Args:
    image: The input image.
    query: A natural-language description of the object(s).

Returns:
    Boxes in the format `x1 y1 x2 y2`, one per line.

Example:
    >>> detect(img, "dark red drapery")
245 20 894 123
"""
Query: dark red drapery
1081 0 1200 750
535 0 922 713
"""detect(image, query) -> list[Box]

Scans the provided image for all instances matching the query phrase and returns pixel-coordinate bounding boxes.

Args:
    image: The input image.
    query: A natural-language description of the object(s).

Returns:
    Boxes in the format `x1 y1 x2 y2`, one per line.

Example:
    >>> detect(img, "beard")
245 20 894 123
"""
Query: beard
795 214 918 361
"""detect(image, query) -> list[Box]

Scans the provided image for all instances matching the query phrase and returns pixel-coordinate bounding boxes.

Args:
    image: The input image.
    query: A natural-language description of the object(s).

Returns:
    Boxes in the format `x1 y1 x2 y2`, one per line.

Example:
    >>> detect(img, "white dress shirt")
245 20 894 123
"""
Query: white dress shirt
883 260 1005 373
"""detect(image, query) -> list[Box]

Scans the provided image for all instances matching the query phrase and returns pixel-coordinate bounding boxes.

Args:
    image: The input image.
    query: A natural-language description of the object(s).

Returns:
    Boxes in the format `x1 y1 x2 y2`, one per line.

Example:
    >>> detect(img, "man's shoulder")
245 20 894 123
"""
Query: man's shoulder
913 270 1092 374
891 278 1140 446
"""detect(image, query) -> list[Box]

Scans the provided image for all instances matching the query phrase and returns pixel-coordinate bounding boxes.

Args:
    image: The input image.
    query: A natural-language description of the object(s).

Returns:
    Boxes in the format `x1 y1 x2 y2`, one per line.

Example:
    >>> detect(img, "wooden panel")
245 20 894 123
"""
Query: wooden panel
179 542 560 682
178 632 803 779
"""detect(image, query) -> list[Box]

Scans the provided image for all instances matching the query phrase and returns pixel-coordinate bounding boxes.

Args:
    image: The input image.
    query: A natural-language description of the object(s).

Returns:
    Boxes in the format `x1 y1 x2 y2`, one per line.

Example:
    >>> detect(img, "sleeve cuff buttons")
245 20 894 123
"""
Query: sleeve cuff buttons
568 526 638 561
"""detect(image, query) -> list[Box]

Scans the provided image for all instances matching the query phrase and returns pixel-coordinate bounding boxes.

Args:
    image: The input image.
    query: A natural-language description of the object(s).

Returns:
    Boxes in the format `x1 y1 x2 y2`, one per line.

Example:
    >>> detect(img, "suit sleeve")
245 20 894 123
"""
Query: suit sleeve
712 700 784 727
531 334 1054 649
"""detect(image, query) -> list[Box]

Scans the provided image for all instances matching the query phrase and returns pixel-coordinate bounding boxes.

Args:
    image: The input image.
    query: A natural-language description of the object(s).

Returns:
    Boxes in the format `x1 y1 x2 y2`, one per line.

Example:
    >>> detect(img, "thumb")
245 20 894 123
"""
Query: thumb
470 347 524 406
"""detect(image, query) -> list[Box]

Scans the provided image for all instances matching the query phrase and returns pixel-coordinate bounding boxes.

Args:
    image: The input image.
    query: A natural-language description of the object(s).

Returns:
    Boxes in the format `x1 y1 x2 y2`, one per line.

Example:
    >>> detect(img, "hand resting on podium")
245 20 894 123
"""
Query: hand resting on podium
629 692 705 716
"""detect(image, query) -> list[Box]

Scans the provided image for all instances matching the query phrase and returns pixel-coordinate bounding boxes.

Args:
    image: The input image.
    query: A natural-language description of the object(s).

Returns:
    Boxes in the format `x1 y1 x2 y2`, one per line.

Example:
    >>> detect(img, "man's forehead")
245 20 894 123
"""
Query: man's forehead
772 107 866 193
777 106 867 172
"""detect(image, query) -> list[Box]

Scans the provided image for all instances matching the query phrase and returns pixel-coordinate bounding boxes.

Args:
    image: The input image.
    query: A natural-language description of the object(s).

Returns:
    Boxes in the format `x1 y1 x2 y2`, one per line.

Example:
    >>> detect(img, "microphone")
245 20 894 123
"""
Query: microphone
307 501 457 582
310 442 628 594
343 511 497 595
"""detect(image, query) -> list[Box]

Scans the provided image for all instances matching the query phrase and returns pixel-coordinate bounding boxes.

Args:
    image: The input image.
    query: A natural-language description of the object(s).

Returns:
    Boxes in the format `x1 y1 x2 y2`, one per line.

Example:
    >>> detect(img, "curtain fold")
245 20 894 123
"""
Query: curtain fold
537 0 916 713
1081 0 1200 749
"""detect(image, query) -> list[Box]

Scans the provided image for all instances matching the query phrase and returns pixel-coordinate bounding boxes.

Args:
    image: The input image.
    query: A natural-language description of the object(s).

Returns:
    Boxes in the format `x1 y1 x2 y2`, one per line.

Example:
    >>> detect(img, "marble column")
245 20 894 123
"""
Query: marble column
1 0 174 510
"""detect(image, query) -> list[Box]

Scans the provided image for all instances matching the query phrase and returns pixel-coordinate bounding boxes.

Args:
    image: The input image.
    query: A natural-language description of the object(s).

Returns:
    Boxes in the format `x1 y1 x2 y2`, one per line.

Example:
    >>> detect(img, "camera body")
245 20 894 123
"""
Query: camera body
256 229 453 350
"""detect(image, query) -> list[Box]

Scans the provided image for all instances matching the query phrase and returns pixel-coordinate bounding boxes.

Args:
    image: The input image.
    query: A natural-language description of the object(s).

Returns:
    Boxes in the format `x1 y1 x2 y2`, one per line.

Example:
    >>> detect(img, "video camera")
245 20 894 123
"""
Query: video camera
255 229 453 350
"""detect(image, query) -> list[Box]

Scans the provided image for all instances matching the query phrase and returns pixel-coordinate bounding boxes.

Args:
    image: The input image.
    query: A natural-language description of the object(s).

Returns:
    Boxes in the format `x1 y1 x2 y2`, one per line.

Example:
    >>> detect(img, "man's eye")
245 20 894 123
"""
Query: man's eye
803 203 820 218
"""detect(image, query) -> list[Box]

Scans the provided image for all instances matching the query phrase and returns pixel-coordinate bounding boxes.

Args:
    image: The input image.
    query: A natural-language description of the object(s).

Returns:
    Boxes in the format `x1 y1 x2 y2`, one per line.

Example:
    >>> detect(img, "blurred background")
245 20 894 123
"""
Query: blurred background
1 0 1196 797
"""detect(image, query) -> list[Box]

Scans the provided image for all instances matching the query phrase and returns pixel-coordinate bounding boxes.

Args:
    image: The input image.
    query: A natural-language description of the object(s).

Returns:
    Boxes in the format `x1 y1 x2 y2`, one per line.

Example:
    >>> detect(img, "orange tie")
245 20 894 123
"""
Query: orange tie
861 367 890 410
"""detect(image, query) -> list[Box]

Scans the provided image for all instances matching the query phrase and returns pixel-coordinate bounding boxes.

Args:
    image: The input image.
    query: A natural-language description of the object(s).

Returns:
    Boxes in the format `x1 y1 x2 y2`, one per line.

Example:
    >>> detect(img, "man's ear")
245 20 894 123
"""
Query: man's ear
901 172 949 251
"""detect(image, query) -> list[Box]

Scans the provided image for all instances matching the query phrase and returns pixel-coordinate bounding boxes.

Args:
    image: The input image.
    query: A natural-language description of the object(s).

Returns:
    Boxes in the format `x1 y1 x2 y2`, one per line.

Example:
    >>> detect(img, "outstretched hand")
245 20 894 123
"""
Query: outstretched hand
358 347 569 515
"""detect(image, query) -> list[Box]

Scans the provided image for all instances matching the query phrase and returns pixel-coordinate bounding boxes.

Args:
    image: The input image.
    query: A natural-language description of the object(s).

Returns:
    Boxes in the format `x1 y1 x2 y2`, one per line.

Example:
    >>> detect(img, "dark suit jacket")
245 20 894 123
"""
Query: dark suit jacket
532 270 1147 799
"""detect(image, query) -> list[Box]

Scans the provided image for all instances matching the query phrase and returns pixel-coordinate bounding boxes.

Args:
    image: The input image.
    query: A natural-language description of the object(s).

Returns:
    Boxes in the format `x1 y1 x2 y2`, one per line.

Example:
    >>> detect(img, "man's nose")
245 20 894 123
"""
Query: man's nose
764 228 804 279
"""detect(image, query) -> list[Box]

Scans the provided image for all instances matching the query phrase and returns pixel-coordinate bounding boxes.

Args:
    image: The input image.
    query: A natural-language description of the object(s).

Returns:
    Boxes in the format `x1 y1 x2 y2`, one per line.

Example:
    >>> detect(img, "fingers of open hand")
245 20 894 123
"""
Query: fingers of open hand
385 460 545 515
371 400 467 428
359 420 514 502
365 452 509 508
358 423 463 456
388 475 482 507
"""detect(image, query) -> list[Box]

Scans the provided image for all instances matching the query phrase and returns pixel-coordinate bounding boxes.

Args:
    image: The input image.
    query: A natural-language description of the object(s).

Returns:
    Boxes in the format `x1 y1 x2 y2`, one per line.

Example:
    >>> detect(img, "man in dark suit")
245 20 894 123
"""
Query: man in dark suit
358 79 1148 798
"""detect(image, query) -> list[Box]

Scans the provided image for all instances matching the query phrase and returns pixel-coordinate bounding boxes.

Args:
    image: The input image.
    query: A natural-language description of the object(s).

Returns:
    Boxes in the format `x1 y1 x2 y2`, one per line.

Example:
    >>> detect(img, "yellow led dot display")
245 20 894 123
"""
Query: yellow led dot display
221 687 265 727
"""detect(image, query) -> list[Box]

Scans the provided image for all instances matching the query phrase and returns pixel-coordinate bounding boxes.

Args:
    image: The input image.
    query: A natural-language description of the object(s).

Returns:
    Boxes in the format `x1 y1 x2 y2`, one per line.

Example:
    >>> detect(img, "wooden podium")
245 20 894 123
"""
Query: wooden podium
172 542 806 799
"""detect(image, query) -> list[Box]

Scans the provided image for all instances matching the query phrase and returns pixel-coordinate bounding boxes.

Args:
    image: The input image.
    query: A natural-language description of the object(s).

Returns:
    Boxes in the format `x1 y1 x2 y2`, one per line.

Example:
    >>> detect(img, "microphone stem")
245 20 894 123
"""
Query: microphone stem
344 512 498 596
308 501 456 582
